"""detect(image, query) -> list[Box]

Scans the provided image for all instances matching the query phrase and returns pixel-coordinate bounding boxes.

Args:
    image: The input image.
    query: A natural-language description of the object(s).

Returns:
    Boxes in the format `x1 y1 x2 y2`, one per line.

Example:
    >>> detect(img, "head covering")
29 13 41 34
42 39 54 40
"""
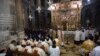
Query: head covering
20 40 26 45
27 40 32 45
9 44 16 51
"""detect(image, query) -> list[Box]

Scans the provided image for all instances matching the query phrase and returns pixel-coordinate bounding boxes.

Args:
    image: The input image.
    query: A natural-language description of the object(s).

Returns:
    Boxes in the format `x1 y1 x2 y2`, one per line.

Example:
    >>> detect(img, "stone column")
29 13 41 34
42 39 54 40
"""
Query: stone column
15 0 25 32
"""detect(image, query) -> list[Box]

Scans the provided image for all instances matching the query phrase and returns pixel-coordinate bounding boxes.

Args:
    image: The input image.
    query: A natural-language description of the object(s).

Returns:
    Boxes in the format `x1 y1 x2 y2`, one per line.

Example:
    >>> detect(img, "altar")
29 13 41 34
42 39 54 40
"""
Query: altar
49 0 82 31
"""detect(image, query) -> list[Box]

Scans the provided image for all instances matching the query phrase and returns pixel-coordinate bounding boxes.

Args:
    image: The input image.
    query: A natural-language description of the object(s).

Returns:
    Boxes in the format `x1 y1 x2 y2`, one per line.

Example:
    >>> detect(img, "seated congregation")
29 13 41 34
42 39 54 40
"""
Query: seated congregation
5 34 61 56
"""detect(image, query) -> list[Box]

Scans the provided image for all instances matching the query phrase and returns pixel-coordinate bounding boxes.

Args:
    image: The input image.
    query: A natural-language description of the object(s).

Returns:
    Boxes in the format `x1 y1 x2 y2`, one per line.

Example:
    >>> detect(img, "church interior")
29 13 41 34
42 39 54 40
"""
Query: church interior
0 0 100 56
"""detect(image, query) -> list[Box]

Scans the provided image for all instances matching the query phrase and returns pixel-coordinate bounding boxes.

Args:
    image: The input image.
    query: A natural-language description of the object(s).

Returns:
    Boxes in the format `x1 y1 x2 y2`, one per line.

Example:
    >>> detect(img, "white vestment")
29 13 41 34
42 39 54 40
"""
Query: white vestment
84 29 89 38
90 46 100 56
74 30 81 41
89 29 95 37
49 46 60 56
80 31 86 40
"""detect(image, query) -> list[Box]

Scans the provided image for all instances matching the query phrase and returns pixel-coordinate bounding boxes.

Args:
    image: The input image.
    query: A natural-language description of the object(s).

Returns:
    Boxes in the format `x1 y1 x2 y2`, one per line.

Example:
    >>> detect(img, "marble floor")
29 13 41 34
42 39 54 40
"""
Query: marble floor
60 34 81 56
60 43 81 56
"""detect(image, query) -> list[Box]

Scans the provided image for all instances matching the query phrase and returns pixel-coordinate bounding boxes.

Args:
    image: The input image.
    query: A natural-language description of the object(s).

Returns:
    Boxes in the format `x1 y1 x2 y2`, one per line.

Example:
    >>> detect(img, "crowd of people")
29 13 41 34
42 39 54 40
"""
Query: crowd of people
74 27 99 44
74 27 100 56
0 27 100 56
5 30 61 56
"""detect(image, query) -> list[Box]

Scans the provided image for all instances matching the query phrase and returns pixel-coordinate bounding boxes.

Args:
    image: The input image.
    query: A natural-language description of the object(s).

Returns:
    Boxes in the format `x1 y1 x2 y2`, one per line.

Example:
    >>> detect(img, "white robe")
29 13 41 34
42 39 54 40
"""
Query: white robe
48 46 60 56
84 29 89 38
90 46 100 56
80 31 86 41
89 29 95 37
74 30 81 41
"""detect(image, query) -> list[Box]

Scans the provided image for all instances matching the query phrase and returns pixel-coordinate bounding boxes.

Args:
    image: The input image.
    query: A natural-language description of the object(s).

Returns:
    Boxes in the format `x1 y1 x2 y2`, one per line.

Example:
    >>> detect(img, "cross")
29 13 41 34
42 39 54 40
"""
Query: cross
37 6 41 13
48 0 52 6
29 15 32 21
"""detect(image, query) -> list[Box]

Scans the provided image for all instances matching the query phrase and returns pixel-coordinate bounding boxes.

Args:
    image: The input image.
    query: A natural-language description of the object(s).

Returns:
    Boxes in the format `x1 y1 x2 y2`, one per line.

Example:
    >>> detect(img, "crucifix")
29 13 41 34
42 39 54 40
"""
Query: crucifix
28 0 32 21
37 0 41 13
48 0 53 6
36 0 41 29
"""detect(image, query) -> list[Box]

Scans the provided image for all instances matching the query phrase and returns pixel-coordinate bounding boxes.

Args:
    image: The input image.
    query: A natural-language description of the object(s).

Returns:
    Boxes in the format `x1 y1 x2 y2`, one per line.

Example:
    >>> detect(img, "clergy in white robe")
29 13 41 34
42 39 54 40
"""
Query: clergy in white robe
74 29 81 44
80 30 86 42
90 46 100 56
84 29 89 38
48 41 60 56
90 41 100 56
49 46 60 56
89 28 95 37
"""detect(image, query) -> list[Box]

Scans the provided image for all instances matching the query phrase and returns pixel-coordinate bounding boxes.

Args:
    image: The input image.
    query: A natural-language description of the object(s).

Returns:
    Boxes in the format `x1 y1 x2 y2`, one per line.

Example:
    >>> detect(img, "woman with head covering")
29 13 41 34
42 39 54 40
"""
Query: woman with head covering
6 40 17 56
32 44 46 56
9 40 17 51
16 39 26 52
41 39 49 53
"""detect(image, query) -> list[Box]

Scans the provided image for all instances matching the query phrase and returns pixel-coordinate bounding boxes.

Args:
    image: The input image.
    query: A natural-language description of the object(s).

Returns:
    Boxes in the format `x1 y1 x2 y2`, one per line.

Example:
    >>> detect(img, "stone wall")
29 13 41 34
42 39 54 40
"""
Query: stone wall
0 0 16 49
0 0 16 30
